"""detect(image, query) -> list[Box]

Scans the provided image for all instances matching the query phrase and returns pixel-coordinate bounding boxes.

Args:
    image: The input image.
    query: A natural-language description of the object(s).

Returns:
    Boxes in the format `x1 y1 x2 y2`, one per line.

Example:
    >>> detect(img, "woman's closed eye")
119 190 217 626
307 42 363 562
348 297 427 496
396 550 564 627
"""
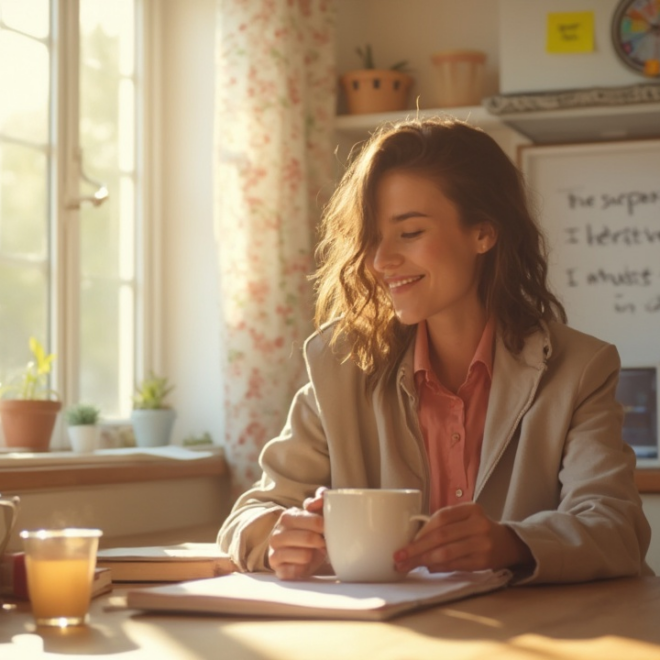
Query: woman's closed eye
401 230 423 239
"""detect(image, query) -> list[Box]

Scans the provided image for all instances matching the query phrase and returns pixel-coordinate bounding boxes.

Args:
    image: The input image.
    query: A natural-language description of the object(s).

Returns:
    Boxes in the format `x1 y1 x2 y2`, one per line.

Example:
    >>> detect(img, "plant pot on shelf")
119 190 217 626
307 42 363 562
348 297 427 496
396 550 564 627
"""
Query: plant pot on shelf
131 409 176 448
340 69 413 115
431 50 486 108
68 425 98 453
0 400 62 452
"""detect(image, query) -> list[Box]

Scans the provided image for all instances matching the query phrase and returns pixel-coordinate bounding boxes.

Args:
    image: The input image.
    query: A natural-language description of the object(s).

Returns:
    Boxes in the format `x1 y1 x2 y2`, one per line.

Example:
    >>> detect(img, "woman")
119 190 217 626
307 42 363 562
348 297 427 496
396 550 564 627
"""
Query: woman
218 118 652 583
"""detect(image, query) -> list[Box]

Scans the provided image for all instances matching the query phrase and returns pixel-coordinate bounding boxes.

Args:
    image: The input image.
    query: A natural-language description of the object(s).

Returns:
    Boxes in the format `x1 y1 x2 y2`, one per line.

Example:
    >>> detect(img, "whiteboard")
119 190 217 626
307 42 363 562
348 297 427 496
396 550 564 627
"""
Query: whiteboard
519 140 660 367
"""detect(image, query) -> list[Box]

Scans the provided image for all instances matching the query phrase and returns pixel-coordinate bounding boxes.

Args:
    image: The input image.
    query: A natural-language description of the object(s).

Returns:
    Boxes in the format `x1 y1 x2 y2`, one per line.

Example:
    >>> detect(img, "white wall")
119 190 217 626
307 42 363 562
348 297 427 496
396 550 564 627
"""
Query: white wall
499 0 644 94
159 0 225 449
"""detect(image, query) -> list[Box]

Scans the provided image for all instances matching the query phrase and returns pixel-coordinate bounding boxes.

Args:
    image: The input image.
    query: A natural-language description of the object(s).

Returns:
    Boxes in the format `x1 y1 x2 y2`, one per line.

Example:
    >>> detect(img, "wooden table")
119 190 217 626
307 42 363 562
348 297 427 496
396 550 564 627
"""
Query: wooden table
2 577 659 659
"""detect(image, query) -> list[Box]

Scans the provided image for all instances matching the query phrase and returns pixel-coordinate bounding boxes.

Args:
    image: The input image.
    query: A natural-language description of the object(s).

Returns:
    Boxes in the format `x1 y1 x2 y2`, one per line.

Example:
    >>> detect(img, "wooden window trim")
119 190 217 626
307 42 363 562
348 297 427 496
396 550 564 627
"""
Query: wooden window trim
0 450 227 492
2 452 656 493
635 470 660 494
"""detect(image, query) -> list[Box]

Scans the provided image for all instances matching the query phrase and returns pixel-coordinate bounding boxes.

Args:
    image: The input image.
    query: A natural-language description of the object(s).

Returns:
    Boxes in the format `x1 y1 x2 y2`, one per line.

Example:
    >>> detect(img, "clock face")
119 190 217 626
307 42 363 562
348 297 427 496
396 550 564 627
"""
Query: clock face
611 0 660 77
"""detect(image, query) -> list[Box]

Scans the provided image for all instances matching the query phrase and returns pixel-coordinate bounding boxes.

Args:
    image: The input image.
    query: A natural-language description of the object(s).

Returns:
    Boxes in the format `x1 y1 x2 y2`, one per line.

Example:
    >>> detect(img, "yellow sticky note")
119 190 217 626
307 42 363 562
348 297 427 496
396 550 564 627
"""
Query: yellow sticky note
546 11 595 53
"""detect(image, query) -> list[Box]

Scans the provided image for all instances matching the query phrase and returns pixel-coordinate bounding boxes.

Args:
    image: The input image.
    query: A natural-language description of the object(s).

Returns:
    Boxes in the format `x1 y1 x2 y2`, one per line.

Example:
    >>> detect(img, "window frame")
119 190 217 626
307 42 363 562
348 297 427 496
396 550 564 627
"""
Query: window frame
0 0 162 443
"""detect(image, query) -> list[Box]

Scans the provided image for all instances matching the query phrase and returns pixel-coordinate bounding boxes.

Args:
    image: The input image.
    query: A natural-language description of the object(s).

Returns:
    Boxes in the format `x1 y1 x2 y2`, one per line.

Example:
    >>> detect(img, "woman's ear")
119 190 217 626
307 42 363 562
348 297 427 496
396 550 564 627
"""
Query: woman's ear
475 222 497 254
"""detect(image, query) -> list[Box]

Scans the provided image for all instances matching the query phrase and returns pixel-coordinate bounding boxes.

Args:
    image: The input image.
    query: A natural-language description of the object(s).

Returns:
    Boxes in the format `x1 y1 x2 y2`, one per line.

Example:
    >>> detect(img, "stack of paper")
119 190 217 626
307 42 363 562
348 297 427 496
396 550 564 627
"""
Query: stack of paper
126 568 512 621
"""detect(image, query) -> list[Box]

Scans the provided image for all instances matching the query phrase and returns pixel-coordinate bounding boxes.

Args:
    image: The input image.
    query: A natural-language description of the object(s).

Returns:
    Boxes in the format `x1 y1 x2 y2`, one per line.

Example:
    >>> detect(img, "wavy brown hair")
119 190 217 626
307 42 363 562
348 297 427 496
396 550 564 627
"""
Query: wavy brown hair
312 117 566 381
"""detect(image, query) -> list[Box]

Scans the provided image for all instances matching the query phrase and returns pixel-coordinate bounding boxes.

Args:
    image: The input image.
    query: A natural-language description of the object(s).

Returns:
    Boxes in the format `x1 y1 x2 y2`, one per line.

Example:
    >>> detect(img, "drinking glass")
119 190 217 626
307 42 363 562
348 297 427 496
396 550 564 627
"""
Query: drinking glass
20 528 102 627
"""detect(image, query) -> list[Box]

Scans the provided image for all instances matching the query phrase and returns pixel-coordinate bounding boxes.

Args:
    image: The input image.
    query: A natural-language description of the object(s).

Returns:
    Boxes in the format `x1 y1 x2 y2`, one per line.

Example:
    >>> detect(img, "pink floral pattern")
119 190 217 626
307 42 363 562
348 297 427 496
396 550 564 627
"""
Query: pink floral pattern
215 0 337 495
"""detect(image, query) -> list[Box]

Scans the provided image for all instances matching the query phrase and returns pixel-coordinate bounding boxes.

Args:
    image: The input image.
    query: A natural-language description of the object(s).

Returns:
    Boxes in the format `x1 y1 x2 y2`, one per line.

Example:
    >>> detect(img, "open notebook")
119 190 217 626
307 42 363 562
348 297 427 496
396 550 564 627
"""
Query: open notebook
125 568 512 621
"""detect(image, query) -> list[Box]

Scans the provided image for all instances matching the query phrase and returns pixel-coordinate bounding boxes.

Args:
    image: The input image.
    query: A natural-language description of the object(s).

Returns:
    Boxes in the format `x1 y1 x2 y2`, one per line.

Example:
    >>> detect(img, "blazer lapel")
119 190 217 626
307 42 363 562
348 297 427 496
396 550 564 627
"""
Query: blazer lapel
475 325 550 498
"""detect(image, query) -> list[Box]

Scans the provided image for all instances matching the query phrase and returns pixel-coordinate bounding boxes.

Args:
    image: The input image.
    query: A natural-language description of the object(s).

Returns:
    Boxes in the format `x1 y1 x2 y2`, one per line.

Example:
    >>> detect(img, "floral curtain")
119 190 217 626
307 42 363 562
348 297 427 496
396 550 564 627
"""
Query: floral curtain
214 0 337 495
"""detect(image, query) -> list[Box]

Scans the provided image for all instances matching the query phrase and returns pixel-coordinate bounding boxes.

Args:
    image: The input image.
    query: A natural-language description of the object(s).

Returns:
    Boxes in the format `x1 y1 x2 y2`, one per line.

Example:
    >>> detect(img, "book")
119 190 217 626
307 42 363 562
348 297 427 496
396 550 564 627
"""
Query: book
125 568 512 621
1 552 112 600
92 566 113 598
96 543 235 583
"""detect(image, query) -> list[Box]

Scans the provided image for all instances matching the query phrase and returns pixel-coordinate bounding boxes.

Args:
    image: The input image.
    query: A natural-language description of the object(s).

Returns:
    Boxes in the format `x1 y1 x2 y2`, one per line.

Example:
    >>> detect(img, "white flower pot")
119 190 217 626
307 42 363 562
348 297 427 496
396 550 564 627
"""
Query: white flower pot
68 425 98 453
131 409 176 447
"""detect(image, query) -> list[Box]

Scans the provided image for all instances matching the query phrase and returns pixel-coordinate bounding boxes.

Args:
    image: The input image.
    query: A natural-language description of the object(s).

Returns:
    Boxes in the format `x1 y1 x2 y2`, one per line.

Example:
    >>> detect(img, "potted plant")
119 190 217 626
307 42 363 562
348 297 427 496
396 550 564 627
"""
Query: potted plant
130 372 176 447
340 45 413 115
0 337 61 452
65 403 101 453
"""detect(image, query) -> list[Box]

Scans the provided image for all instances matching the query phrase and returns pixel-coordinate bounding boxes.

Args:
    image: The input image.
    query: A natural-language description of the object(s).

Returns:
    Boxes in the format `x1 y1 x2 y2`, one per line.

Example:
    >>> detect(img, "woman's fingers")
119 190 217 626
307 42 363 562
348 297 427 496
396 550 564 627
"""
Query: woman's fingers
302 486 328 513
395 502 533 574
268 507 326 580
269 524 326 552
395 503 496 573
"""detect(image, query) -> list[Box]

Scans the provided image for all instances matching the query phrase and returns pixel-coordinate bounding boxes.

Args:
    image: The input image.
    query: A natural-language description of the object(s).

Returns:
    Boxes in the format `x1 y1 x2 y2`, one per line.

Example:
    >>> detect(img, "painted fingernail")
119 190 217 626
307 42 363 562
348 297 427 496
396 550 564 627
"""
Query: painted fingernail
394 550 407 562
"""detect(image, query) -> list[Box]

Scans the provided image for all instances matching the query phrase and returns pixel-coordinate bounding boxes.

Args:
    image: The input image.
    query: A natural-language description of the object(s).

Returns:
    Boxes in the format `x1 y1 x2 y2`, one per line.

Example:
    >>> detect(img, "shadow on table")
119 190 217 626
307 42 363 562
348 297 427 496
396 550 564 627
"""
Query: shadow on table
393 577 660 647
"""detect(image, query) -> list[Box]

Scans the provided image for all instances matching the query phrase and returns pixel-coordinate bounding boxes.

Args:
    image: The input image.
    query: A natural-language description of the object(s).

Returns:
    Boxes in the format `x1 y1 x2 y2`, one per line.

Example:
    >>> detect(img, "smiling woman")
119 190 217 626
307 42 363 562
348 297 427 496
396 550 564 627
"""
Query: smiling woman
218 117 652 586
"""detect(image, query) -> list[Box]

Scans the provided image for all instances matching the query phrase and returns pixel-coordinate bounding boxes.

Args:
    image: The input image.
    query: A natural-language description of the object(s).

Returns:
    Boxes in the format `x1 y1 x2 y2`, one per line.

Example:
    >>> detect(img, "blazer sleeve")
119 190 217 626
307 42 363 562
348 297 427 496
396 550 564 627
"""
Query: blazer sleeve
216 381 331 572
507 343 653 584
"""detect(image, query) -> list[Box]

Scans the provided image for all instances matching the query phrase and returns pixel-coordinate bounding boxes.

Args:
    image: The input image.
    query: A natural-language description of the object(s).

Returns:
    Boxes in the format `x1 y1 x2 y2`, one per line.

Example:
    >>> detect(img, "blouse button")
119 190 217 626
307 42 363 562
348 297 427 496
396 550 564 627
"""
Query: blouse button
451 433 461 443
455 488 463 498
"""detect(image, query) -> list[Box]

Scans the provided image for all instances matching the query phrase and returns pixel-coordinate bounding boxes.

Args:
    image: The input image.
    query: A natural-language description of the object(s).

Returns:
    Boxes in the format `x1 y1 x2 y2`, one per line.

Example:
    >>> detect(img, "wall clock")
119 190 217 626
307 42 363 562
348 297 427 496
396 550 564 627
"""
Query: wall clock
611 0 660 77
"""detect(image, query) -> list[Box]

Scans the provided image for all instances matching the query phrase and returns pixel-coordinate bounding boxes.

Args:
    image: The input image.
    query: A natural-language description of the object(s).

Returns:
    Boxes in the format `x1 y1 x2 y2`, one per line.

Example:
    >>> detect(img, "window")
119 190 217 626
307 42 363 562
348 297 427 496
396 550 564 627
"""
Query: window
0 0 149 425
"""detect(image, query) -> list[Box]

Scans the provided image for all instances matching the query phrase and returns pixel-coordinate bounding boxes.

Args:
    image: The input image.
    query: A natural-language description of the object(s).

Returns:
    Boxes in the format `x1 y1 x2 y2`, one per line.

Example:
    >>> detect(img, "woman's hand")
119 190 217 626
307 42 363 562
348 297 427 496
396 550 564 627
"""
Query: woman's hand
267 488 327 580
393 502 533 574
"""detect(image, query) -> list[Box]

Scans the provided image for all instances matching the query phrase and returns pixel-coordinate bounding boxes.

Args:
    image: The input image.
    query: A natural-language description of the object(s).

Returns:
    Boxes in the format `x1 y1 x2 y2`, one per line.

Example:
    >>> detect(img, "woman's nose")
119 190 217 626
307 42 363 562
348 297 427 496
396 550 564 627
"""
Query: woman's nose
371 239 403 273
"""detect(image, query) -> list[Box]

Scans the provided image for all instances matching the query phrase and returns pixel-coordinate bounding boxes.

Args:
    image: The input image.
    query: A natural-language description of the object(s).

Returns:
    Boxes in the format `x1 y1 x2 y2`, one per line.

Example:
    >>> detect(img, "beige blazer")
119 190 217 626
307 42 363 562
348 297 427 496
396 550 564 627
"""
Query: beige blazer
218 321 652 583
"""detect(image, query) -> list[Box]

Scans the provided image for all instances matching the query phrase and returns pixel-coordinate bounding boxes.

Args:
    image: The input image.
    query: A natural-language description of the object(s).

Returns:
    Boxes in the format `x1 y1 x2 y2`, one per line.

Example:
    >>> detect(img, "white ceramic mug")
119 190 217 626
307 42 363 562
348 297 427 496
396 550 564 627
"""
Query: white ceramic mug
323 488 428 583
0 494 20 558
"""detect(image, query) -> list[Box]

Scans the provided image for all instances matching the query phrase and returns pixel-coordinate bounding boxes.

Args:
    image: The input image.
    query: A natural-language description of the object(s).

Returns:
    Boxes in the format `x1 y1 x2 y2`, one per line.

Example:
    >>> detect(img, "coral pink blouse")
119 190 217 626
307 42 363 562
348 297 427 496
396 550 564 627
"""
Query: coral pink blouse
414 318 495 512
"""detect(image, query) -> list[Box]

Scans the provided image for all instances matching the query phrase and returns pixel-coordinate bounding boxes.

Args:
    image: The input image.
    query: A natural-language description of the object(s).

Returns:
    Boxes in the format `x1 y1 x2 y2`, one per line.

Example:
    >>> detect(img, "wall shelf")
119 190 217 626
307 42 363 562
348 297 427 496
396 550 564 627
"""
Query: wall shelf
494 102 660 144
334 102 660 145
333 105 504 140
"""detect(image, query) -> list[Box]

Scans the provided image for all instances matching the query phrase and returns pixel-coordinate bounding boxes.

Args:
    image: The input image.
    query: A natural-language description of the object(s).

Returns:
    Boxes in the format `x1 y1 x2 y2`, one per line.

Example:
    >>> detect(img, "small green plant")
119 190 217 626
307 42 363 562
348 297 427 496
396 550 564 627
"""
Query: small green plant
65 403 101 426
132 372 174 410
182 431 213 447
355 44 409 72
0 337 58 401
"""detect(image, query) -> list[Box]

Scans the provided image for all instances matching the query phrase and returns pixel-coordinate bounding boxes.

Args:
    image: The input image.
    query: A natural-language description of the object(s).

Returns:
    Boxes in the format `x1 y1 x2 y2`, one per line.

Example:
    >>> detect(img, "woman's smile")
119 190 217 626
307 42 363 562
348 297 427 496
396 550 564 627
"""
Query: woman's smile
386 275 425 291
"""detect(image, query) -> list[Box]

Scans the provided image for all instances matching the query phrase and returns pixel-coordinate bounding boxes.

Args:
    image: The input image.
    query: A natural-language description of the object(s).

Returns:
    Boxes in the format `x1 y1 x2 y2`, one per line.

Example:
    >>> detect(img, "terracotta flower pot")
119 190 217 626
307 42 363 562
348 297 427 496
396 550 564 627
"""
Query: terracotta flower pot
431 50 486 108
0 400 62 452
340 69 413 115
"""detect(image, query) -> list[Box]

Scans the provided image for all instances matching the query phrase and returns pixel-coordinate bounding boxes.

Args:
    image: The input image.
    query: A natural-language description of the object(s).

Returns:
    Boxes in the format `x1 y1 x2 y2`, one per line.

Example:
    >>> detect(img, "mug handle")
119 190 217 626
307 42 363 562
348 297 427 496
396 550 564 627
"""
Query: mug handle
0 495 20 558
410 513 431 541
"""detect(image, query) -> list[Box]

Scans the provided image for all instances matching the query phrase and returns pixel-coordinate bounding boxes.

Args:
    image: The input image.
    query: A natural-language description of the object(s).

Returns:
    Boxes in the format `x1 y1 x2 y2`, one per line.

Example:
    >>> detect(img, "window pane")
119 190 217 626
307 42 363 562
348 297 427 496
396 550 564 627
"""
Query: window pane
118 78 135 172
0 30 49 144
79 0 136 418
80 174 118 277
0 261 48 384
0 0 50 39
80 0 134 78
81 174 135 279
0 143 47 257
80 280 134 417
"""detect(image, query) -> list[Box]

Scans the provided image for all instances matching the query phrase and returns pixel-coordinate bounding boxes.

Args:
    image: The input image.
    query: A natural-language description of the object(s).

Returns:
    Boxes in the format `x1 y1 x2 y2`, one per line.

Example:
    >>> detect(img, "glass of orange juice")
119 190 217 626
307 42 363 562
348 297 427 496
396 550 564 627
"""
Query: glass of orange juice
20 528 102 627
